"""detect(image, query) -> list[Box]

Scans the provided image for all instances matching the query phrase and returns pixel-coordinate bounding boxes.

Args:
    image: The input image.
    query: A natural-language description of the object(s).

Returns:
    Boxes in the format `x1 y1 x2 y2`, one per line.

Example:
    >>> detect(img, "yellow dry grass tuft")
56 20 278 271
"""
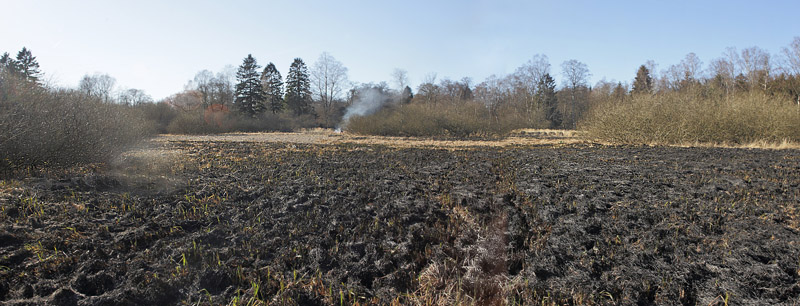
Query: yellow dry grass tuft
668 139 800 150
157 129 587 149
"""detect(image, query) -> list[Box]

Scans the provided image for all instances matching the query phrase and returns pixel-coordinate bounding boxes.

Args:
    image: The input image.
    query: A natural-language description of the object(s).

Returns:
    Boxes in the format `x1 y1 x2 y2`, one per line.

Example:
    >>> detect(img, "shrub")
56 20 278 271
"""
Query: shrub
230 113 296 133
344 102 536 137
165 109 300 134
580 90 800 144
0 72 152 175
165 110 226 134
135 102 178 134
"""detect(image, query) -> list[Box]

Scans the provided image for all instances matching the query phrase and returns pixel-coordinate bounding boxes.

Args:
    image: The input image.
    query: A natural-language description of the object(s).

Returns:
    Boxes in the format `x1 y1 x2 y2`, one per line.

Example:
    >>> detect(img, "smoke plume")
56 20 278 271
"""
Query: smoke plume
339 87 393 128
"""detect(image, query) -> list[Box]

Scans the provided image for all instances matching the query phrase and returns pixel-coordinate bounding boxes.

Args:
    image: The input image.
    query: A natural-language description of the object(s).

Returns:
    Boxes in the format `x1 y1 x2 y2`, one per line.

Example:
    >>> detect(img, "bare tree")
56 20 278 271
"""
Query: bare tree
189 70 215 106
561 59 590 89
510 55 551 122
117 88 152 106
738 46 771 90
438 78 472 103
513 54 551 92
79 73 116 103
781 37 800 105
186 69 234 107
474 74 511 119
592 78 621 103
166 90 204 112
311 52 349 114
680 52 703 82
391 68 409 91
783 37 800 75
560 59 591 129
213 68 235 106
660 64 684 91
417 73 440 105
708 57 736 95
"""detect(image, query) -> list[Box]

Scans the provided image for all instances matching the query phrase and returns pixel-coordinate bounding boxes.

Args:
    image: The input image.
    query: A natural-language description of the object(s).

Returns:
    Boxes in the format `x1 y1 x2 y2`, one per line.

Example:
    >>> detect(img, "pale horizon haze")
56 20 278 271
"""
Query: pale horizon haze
2 0 799 100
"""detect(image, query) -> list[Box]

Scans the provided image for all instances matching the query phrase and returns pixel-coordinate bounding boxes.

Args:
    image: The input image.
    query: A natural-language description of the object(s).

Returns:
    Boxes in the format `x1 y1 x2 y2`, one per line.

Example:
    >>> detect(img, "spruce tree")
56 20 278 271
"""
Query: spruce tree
537 73 560 128
632 65 653 95
0 52 16 74
234 54 266 117
15 47 40 82
285 58 313 115
612 82 627 102
261 62 284 114
400 86 413 104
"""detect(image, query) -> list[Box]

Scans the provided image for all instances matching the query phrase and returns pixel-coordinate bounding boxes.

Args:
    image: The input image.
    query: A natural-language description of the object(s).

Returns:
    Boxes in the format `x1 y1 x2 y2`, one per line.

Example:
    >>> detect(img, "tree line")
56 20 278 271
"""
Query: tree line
3 36 800 137
191 37 800 134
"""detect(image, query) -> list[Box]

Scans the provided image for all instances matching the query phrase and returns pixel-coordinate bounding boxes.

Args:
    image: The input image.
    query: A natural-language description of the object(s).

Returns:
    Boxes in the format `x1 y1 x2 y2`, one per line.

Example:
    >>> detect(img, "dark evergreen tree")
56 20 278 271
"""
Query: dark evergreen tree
612 82 627 102
400 85 413 104
15 47 40 82
234 54 266 117
285 58 313 115
537 73 561 128
261 62 284 114
0 52 16 74
459 84 473 101
632 65 653 95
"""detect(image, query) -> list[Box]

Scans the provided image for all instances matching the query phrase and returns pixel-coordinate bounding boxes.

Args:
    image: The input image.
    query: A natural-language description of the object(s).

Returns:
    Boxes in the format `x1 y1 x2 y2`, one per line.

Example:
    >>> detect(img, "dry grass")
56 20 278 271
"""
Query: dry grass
580 90 800 146
672 138 800 150
509 129 582 138
157 129 587 149
157 126 800 152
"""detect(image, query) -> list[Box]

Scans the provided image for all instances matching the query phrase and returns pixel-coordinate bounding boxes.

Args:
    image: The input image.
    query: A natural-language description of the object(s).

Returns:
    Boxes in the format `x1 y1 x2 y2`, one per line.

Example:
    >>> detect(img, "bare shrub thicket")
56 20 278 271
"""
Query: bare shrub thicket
581 89 800 144
135 102 178 134
344 102 533 137
165 109 304 134
0 72 152 174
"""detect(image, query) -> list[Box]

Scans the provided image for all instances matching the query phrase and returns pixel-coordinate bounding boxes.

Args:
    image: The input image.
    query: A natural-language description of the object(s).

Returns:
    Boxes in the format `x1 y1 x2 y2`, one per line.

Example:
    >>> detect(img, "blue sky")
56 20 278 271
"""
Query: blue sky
2 0 798 100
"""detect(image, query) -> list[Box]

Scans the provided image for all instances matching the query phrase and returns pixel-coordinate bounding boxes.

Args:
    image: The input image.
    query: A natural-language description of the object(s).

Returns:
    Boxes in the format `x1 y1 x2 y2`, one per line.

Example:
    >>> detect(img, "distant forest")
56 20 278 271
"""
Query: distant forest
1 38 800 171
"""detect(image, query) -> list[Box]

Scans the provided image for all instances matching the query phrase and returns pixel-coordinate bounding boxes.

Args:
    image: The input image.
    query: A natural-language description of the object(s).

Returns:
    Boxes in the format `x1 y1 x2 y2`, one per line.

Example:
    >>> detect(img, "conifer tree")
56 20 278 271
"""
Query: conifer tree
612 82 627 102
0 52 17 75
234 54 266 117
285 58 313 115
261 63 284 114
15 47 41 82
400 85 413 104
632 65 653 95
536 73 560 128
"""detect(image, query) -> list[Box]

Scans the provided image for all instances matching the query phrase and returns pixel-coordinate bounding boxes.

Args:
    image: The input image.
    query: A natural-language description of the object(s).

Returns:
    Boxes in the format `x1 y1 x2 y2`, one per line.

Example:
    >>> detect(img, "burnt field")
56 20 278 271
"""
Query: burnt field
1 138 800 305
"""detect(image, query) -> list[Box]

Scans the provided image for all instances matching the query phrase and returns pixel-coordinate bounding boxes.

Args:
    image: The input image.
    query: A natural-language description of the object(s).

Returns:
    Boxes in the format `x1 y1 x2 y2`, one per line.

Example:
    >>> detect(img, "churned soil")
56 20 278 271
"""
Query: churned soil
0 137 799 305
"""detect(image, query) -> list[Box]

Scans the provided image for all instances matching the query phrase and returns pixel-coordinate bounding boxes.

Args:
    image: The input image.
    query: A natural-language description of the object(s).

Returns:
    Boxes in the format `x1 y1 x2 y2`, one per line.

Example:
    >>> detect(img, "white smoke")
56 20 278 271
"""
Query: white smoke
339 87 393 128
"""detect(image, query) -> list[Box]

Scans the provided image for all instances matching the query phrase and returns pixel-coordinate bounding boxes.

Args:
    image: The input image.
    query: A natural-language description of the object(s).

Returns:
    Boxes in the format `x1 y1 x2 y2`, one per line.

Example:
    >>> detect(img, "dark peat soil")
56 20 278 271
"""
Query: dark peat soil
0 141 799 305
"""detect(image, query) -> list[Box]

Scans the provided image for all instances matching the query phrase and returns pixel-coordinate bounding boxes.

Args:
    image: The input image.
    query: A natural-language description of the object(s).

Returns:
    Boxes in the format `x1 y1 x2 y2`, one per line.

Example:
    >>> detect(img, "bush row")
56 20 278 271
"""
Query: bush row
161 109 315 134
580 90 800 144
0 74 152 175
343 102 543 137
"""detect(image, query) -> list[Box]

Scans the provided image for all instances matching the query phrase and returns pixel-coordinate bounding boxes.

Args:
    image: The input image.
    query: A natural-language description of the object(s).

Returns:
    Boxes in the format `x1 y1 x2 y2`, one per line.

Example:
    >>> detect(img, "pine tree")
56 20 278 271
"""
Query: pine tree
612 82 627 102
632 65 653 95
15 47 41 82
234 54 266 117
536 73 560 128
0 52 16 74
285 58 313 115
400 86 413 104
261 63 284 114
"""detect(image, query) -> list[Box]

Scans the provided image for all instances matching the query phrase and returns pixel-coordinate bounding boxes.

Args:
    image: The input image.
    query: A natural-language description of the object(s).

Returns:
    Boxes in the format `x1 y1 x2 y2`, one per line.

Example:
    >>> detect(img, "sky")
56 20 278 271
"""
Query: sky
2 0 799 100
